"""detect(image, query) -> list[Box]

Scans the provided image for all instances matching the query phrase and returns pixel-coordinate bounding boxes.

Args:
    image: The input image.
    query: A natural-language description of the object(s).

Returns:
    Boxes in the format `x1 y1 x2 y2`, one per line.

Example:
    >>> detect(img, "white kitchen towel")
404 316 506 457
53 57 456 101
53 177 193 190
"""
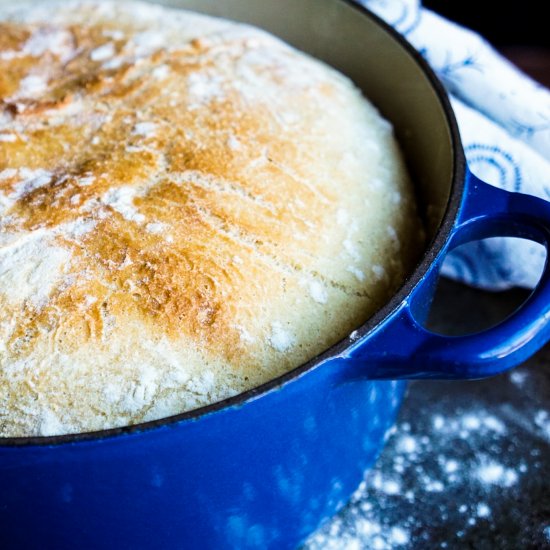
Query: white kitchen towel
361 0 550 290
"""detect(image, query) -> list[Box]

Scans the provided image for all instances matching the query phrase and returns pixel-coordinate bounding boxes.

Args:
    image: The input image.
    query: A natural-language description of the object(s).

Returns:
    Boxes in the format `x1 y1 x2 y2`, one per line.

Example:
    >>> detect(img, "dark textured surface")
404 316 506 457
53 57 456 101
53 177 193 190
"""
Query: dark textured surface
414 279 549 548
305 278 550 549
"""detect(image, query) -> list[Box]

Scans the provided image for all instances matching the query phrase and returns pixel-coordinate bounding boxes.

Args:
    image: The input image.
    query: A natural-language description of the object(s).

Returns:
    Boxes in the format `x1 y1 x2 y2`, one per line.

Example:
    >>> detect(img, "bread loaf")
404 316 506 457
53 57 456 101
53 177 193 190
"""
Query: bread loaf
0 0 424 436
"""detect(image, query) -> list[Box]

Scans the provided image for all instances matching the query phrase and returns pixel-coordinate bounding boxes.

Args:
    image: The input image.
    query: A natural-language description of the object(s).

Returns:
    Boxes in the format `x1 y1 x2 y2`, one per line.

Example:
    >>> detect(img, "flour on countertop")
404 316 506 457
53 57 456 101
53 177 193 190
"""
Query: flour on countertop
304 365 549 549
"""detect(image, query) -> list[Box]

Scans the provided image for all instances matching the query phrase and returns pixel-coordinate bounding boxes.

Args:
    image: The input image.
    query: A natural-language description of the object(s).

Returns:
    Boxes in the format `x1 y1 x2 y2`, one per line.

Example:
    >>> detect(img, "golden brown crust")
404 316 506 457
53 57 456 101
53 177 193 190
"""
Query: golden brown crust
0 0 424 436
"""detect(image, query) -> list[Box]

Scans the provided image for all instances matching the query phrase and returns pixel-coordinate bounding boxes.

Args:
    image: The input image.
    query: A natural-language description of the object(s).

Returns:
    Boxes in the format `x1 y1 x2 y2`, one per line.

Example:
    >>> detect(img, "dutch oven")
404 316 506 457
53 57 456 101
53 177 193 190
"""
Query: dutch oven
1 1 550 548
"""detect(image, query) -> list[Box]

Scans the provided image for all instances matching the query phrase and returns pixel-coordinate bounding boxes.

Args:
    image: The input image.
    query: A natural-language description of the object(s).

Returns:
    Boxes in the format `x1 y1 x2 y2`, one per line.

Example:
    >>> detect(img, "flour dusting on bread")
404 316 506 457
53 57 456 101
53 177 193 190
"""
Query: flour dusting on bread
0 0 424 436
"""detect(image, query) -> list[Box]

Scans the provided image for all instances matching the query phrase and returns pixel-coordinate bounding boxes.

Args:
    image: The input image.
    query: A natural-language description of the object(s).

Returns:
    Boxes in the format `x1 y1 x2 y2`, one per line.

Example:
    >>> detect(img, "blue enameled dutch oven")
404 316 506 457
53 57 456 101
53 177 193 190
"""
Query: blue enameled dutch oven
1 1 550 548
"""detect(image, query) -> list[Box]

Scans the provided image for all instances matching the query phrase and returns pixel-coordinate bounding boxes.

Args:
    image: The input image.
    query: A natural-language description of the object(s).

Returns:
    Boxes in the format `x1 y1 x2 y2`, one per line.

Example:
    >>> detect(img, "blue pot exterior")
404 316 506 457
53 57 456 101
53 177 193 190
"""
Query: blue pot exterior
0 370 405 549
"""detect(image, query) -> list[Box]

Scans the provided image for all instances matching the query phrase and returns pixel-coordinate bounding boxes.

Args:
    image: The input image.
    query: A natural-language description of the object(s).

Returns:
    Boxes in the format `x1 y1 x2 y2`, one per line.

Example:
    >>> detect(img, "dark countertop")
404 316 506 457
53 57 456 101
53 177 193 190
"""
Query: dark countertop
305 278 550 549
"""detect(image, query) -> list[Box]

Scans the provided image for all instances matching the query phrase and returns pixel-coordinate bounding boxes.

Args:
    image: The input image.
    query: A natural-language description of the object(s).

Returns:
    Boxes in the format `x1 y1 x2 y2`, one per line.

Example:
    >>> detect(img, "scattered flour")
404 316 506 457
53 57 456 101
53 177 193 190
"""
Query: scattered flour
131 31 166 57
0 168 17 180
396 435 416 454
268 321 295 352
308 280 328 304
0 28 73 62
227 135 241 151
433 415 445 430
424 479 444 493
371 473 401 496
347 266 365 282
38 408 65 437
90 42 115 61
17 74 48 97
510 370 528 386
60 218 96 240
372 265 386 281
534 410 550 441
476 461 518 487
443 459 459 474
476 503 491 518
482 416 506 434
102 57 124 70
187 71 225 104
152 64 170 80
304 387 543 550
146 222 169 234
101 186 145 223
0 230 71 308
462 415 480 430
23 28 73 60
133 122 157 137
236 325 255 344
103 29 124 41
3 169 54 209
390 526 409 545
343 239 360 261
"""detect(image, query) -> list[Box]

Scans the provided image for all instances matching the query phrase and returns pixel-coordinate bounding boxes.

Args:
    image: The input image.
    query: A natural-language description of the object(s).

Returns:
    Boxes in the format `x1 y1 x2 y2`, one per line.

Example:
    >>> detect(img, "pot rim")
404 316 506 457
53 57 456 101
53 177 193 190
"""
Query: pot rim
1 0 465 447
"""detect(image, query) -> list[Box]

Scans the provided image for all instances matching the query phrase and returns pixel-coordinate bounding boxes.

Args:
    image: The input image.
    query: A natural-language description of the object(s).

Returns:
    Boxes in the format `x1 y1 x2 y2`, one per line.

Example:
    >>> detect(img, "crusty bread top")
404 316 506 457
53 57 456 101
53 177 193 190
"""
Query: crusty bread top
0 0 423 436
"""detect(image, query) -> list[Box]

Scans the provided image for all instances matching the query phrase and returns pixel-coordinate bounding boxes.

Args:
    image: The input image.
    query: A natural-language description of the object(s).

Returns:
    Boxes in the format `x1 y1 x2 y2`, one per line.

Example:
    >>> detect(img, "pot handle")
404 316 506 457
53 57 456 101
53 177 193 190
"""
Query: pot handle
349 173 550 380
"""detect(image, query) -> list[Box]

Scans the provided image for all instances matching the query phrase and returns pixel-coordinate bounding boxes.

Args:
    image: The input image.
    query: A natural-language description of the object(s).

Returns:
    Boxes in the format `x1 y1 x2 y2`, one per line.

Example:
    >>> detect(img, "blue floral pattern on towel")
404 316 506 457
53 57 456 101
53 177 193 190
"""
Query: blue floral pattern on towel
361 0 550 289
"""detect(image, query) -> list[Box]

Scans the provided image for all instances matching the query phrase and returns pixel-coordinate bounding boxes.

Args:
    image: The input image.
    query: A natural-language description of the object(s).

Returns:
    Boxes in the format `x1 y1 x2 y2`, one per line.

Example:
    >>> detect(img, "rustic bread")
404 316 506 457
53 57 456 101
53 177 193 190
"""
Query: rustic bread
0 0 424 436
